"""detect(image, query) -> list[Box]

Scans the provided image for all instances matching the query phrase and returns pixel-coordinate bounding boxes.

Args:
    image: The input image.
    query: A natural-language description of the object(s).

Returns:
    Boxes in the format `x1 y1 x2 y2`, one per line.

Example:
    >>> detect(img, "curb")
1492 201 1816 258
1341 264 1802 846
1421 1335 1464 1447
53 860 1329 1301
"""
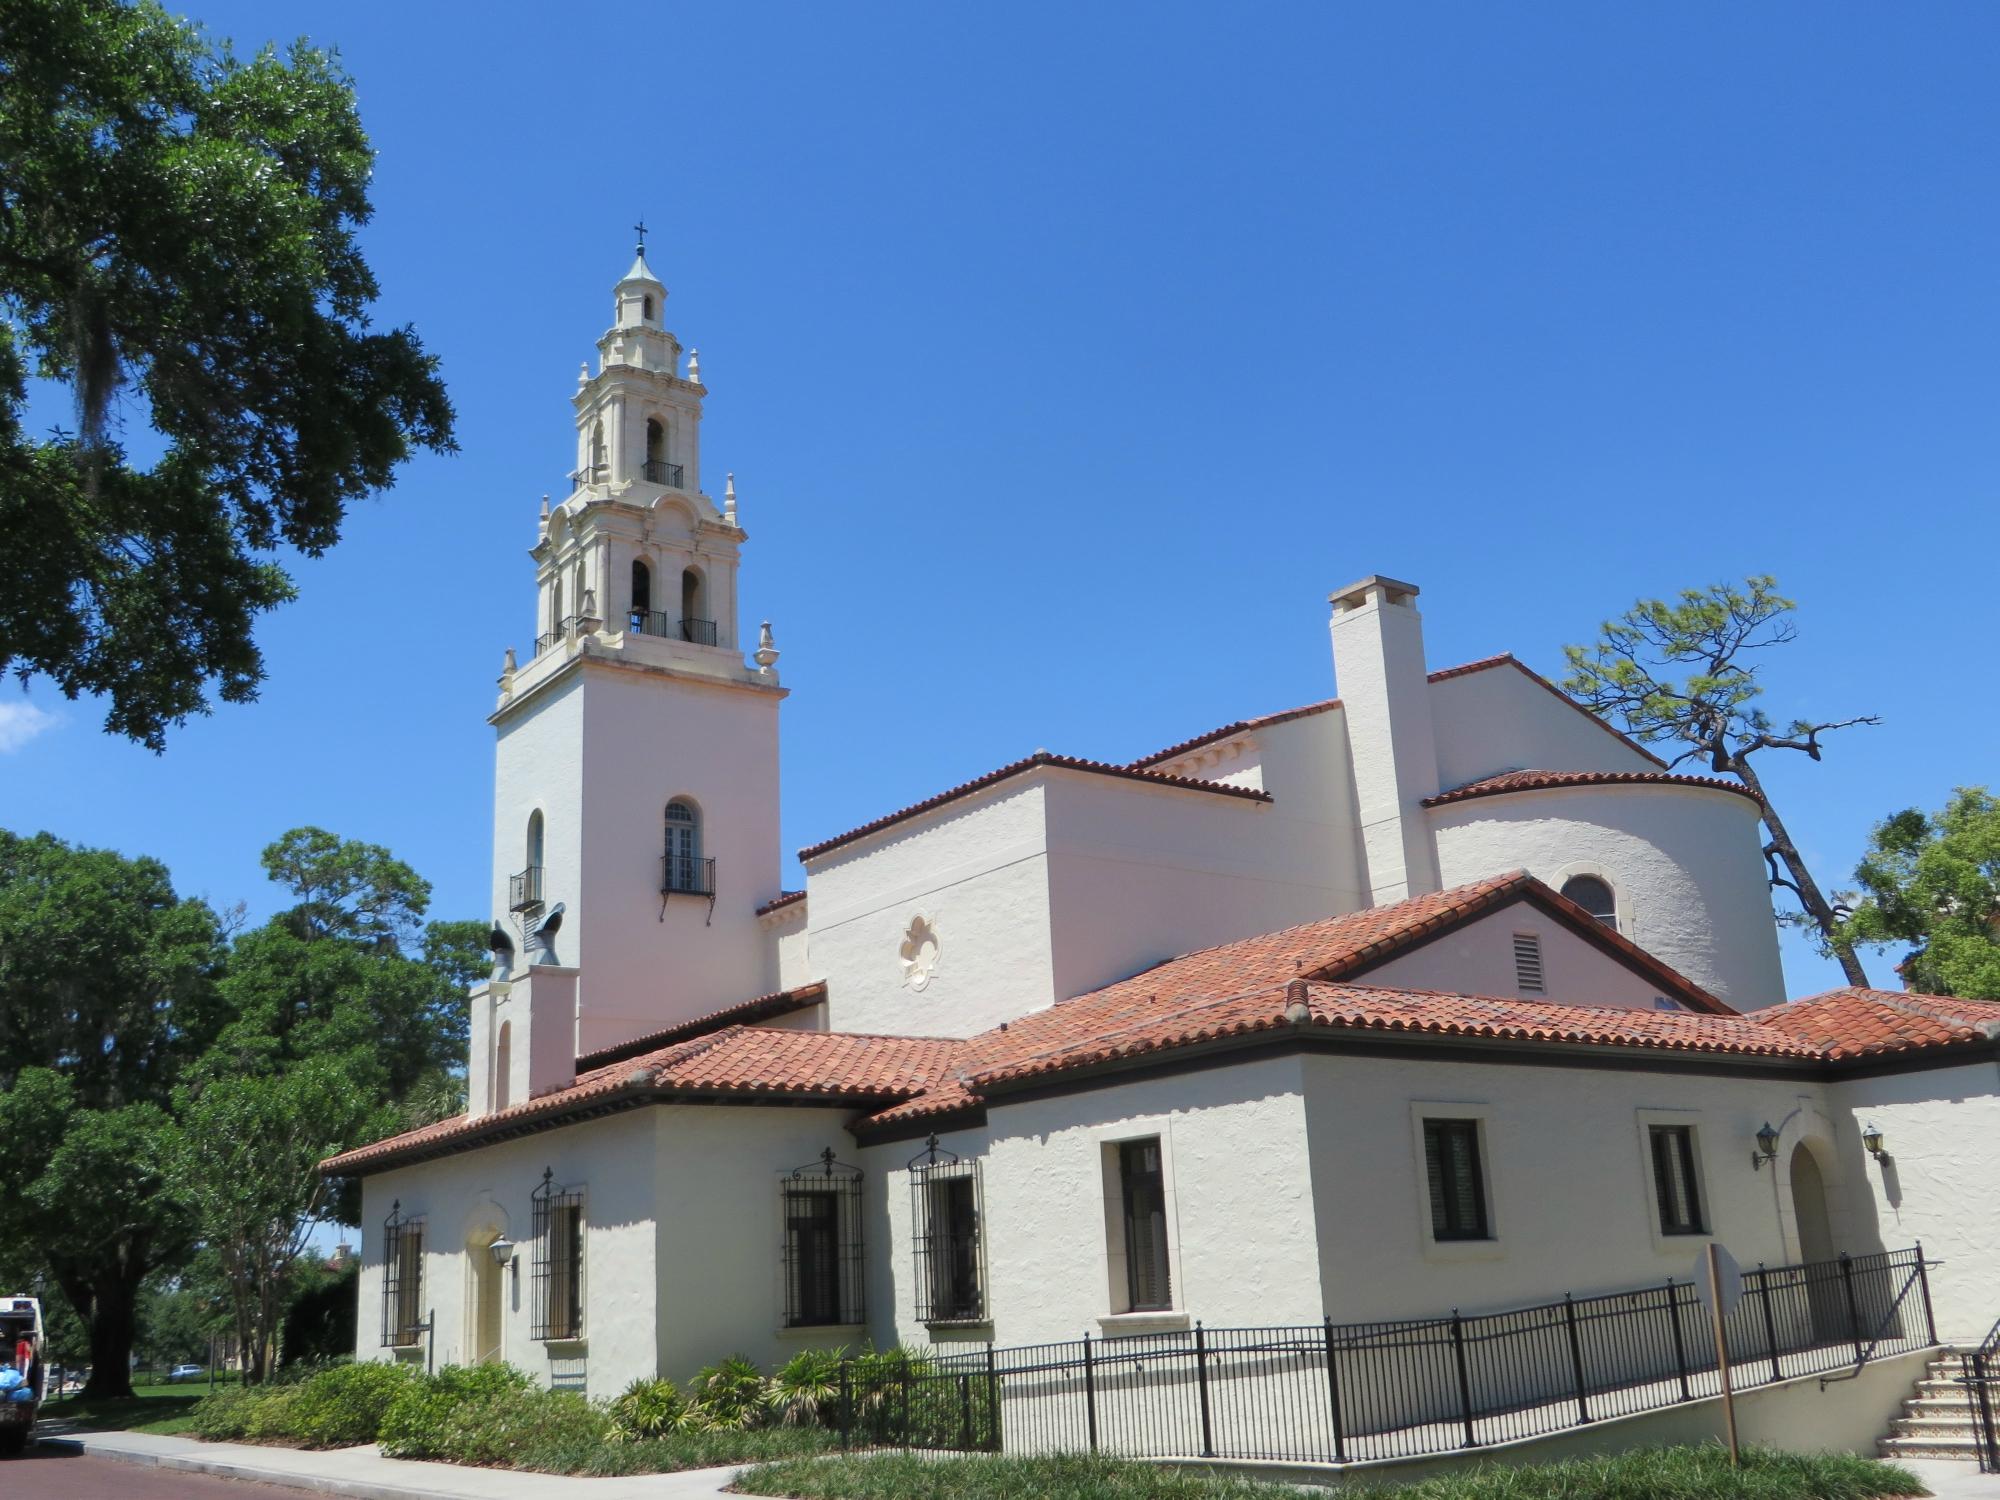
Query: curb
43 1434 517 1500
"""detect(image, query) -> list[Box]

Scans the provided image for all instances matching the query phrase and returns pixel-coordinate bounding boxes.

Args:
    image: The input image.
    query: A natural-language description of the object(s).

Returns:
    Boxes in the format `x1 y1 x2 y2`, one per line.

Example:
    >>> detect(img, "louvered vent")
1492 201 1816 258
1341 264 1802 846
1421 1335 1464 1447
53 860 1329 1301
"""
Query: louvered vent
1512 932 1545 995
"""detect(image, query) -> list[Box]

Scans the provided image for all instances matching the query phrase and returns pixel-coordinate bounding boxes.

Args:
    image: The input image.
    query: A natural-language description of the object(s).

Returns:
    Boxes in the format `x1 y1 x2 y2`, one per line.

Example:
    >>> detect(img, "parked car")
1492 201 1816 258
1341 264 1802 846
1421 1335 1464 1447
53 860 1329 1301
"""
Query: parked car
166 1363 205 1383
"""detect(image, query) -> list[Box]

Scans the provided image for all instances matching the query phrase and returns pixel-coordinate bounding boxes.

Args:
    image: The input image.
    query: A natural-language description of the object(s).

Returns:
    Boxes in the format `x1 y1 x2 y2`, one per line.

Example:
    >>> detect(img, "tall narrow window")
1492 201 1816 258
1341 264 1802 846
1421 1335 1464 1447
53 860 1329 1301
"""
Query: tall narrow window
630 559 653 632
1423 1119 1489 1241
1512 932 1545 995
589 421 605 477
1119 1139 1173 1312
511 813 544 913
679 568 714 644
1650 1125 1705 1235
493 1022 511 1112
781 1151 864 1327
380 1202 425 1347
910 1141 985 1324
531 1169 586 1339
1561 876 1618 930
663 800 703 894
642 293 655 321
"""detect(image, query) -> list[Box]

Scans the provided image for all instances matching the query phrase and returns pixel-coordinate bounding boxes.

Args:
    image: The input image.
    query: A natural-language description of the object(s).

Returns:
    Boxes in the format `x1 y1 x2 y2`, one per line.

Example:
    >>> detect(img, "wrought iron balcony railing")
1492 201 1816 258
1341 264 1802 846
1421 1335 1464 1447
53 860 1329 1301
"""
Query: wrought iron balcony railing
535 616 580 656
662 855 716 898
643 458 684 487
569 464 606 491
509 865 544 913
627 610 718 647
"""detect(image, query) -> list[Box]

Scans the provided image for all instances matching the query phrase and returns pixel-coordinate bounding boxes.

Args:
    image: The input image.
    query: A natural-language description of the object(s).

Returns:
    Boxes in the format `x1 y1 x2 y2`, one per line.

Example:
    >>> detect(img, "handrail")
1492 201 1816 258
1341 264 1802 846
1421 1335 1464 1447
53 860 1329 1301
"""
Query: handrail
1819 1247 1936 1385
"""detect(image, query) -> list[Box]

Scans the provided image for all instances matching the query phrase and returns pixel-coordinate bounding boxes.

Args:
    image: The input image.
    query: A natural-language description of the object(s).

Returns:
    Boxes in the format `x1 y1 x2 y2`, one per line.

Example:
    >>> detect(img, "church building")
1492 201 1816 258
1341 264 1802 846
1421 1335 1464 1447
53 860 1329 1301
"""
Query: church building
324 250 2000 1405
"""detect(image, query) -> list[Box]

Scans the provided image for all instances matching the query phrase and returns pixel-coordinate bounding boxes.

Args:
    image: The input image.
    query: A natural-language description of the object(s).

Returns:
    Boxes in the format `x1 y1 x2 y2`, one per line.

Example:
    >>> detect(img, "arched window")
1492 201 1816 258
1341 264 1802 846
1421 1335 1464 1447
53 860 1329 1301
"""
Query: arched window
527 810 544 871
646 418 665 465
680 568 713 644
664 800 701 893
494 1022 512 1112
630 559 652 631
642 293 655 321
589 421 606 478
1561 875 1618 930
550 577 564 630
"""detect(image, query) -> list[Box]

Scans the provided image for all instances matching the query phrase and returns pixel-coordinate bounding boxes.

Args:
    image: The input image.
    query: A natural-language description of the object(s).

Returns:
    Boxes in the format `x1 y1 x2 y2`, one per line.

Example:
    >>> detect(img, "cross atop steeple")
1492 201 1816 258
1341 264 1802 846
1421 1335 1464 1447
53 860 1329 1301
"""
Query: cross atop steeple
633 218 648 255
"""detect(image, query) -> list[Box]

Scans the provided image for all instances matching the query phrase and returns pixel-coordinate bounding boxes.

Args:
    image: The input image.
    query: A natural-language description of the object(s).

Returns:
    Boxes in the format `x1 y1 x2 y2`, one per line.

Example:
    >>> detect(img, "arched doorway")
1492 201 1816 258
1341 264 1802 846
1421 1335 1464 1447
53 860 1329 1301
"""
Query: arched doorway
1791 1143 1843 1343
467 1231 504 1365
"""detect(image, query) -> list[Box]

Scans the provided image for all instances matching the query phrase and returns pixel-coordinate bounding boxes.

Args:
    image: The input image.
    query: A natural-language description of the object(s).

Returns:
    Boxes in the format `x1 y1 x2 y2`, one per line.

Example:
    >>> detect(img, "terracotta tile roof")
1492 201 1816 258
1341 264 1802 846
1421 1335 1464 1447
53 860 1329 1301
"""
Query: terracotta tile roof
574 982 828 1071
861 872 1728 1128
796 752 1271 864
1423 768 1760 809
1753 988 2000 1061
755 890 806 917
324 1024 964 1174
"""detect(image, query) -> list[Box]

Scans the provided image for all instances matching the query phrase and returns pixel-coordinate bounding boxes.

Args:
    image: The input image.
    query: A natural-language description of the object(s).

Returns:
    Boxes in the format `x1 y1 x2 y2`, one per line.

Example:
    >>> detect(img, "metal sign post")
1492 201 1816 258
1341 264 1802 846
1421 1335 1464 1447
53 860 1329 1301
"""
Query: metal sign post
1696 1243 1744 1466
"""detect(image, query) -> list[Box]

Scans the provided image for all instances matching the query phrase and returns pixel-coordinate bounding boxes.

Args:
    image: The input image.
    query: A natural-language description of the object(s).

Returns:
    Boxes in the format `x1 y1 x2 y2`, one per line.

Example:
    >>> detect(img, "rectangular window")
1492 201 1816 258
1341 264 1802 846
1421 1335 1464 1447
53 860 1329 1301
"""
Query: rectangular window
1650 1125 1705 1235
380 1210 425 1347
911 1157 985 1323
1423 1119 1490 1241
782 1154 864 1327
1512 933 1545 995
531 1174 585 1340
1119 1139 1173 1312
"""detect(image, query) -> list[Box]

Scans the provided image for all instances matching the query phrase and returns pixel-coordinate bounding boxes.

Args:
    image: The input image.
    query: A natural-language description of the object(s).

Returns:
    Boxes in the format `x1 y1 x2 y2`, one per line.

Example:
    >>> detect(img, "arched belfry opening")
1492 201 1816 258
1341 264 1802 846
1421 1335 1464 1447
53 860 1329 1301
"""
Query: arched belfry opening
681 567 712 644
631 558 653 631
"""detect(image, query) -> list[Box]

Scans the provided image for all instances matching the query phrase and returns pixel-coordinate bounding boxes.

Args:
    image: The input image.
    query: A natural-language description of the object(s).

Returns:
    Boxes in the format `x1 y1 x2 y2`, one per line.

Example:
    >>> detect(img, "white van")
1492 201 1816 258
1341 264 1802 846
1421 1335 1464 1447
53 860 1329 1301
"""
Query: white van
0 1295 43 1456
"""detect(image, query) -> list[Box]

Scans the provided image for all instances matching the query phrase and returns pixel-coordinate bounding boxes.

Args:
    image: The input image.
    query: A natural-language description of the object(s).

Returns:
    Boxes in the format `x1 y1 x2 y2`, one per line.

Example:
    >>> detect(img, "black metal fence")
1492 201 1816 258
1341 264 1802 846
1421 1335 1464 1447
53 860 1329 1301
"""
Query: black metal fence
831 1246 1936 1464
1966 1315 2000 1473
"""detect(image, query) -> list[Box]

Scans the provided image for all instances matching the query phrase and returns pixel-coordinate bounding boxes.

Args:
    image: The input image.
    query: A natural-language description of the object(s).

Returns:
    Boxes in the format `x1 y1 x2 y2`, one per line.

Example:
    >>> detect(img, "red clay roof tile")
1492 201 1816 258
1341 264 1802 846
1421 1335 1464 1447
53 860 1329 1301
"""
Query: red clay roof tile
1423 768 1760 809
1752 987 2000 1061
574 982 828 1071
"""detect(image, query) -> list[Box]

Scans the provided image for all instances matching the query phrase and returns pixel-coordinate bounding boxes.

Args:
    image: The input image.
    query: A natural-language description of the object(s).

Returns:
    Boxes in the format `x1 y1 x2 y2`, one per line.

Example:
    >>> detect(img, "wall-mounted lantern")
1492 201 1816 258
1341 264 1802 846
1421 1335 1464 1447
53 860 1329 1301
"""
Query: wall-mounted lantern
489 1235 518 1288
1862 1123 1888 1160
1751 1122 1780 1170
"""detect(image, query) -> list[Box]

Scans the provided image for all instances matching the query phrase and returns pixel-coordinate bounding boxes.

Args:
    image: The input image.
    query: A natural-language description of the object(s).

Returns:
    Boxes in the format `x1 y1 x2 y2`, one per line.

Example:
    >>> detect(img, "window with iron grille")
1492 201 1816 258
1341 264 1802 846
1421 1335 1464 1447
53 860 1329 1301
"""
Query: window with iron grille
531 1168 586 1340
781 1150 864 1327
909 1138 985 1324
380 1201 425 1347
1119 1139 1173 1312
1423 1118 1490 1241
1649 1125 1706 1235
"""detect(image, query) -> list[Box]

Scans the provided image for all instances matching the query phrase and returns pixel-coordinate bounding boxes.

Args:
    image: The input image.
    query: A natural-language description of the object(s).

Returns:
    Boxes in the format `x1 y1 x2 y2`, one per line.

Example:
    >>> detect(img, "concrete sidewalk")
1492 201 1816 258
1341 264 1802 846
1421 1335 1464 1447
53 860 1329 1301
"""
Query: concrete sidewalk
45 1428 747 1500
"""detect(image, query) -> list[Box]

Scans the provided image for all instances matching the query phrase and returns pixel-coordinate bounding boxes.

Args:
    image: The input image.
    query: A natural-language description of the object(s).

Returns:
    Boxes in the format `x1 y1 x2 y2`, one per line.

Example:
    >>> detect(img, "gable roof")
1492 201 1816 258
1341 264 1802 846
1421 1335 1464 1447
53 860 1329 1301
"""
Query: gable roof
796 752 1271 864
1129 654 1667 774
1424 768 1759 809
322 1024 963 1174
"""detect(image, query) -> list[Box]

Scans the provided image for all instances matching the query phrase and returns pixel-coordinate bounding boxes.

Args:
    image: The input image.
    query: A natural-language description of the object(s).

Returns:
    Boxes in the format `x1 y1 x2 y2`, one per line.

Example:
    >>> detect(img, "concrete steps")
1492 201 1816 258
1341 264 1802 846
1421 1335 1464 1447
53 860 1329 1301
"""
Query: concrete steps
1877 1347 1994 1465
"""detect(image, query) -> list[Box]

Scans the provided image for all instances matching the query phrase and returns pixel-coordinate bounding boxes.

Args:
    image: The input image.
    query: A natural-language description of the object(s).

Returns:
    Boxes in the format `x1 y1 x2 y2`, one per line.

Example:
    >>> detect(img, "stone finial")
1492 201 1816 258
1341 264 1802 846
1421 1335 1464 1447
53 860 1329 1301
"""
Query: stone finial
578 589 602 635
723 472 738 525
687 347 701 383
578 361 589 388
498 646 518 700
754 620 780 676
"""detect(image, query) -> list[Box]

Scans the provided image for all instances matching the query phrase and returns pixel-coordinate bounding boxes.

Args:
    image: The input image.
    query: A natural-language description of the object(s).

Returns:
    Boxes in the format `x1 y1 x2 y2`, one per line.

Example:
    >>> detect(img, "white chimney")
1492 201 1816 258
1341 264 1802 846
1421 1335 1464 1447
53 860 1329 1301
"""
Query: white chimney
1329 575 1442 904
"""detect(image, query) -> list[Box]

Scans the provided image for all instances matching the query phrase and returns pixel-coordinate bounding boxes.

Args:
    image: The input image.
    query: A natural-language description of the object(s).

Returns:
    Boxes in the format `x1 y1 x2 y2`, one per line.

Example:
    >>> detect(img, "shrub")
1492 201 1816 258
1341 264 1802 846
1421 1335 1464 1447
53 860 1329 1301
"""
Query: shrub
443 1387 609 1468
608 1376 689 1440
768 1348 842 1427
287 1360 417 1447
188 1386 263 1441
376 1362 535 1459
242 1387 301 1442
687 1354 766 1431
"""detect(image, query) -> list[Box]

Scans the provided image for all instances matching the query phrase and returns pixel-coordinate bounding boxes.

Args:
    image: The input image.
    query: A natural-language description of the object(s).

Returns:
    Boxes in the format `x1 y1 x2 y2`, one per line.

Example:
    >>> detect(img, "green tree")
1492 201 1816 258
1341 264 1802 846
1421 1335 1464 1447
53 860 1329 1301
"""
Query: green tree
1563 576 1878 986
1837 788 2000 998
0 831 225 1396
0 0 454 749
206 827 483 1104
170 1056 385 1381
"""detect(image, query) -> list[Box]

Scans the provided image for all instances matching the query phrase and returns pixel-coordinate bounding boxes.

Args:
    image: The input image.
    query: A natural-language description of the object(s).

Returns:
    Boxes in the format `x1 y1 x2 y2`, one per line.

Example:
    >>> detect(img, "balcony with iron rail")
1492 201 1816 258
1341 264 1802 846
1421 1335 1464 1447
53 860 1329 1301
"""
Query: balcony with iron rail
628 609 719 647
509 865 544 913
535 616 579 656
662 855 716 899
643 458 685 488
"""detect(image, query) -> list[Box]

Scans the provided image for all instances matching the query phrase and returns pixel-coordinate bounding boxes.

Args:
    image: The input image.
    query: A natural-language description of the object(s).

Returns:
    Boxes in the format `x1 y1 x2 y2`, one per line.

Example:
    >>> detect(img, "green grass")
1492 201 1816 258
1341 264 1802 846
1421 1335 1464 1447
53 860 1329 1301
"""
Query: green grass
37 1390 207 1436
731 1446 1930 1500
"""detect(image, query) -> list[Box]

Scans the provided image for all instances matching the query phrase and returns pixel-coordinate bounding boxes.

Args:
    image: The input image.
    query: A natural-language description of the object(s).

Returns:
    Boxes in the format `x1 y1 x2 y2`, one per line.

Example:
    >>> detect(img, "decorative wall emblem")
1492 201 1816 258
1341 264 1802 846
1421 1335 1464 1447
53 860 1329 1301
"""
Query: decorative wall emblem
899 914 940 992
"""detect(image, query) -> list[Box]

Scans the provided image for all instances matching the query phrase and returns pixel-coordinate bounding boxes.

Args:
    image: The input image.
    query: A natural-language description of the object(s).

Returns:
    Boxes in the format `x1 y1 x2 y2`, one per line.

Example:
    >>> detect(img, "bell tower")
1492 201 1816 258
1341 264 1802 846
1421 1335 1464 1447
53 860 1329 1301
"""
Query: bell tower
474 241 789 1109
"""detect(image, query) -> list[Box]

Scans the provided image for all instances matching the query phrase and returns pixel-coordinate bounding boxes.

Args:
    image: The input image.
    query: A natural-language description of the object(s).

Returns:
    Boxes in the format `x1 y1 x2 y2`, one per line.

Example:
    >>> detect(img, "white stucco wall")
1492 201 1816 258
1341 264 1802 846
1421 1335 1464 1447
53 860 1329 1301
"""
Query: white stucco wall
1830 1058 2000 1341
1428 663 1658 792
808 780 1056 1038
1358 906 1687 1009
353 1109 659 1399
1300 1052 1857 1322
1430 785 1786 1009
572 661 783 1052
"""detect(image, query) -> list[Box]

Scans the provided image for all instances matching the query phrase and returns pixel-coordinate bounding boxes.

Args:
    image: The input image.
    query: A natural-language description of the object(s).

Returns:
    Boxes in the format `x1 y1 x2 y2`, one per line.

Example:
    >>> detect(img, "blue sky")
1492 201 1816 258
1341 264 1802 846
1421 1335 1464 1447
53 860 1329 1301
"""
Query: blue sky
4 2 1995 997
